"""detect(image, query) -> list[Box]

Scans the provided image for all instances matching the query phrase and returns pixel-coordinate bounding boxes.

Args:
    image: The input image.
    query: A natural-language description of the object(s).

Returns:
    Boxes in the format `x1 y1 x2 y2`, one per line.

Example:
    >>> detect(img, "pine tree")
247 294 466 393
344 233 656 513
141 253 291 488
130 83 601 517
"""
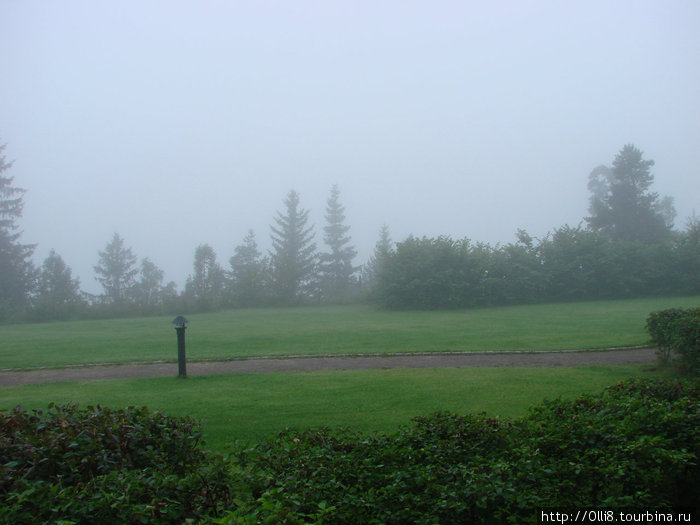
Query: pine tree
319 184 357 302
270 190 317 305
0 142 36 319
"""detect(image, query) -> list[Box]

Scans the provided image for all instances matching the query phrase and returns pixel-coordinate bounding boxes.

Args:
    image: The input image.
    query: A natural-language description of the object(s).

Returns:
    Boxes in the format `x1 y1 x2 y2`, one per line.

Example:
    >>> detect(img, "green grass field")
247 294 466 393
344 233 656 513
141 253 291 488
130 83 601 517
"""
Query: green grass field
0 365 655 453
1 297 692 453
1 296 698 370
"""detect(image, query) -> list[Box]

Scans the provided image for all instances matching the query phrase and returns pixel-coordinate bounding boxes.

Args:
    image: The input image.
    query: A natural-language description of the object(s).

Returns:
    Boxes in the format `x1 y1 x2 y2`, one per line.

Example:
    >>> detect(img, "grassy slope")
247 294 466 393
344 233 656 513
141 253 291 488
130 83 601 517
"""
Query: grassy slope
0 365 655 453
1 296 698 370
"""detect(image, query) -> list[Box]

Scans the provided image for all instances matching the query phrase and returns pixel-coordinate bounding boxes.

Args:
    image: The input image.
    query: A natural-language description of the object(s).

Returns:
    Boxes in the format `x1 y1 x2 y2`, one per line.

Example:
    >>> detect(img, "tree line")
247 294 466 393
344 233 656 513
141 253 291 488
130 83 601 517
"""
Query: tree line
2 168 362 320
1 142 698 321
373 223 698 310
374 145 698 309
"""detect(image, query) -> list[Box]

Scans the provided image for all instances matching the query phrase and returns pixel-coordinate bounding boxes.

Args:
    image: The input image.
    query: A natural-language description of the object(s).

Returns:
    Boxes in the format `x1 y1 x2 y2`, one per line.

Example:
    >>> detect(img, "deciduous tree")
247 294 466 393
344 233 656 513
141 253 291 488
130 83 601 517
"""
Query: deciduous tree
586 144 675 243
185 244 226 311
32 249 83 320
93 233 138 304
229 230 268 307
673 216 700 294
131 257 166 311
375 236 480 309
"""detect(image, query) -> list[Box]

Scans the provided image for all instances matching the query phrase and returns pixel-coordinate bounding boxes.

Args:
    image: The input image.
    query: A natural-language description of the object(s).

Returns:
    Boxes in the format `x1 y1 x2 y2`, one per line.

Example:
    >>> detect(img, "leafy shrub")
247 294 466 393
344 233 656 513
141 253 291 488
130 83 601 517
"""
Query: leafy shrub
224 377 699 524
0 404 235 524
3 380 698 523
646 308 685 364
522 378 699 508
229 415 519 524
675 309 700 375
647 307 700 374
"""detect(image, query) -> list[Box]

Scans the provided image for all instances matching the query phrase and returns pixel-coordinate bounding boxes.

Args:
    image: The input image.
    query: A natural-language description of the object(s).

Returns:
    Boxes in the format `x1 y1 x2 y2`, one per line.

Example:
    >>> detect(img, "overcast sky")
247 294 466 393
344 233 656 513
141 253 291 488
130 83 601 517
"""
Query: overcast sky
2 1 699 294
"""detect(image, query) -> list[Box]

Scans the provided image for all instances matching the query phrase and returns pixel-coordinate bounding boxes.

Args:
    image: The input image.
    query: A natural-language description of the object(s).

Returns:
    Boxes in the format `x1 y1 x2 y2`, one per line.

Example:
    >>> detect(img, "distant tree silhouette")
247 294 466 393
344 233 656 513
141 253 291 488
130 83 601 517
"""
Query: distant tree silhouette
94 233 138 304
319 184 358 302
185 244 226 311
229 230 268 307
32 249 83 320
131 257 167 311
269 190 317 305
0 142 36 319
586 144 675 243
362 224 392 291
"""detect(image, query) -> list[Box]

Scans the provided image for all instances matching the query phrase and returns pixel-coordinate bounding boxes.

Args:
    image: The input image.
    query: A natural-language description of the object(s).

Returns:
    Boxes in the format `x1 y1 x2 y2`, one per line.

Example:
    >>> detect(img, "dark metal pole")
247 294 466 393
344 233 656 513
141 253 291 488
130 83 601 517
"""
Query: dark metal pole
176 325 187 378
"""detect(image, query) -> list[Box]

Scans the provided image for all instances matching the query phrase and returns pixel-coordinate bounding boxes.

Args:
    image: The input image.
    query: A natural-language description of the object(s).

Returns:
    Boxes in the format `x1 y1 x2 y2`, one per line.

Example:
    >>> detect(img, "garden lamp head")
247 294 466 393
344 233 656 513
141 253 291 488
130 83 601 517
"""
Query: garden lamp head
172 315 189 329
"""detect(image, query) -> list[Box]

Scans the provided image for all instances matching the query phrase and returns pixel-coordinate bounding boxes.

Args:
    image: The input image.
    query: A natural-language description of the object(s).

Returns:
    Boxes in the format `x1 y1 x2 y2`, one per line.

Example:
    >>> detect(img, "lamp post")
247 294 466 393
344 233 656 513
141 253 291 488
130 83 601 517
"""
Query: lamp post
172 315 189 378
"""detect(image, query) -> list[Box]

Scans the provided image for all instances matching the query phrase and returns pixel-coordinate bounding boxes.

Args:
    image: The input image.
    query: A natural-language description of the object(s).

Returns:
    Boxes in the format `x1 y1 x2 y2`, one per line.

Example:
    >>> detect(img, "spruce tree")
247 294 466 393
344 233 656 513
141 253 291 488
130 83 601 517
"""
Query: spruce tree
0 142 36 319
362 224 392 288
270 190 317 305
319 184 357 302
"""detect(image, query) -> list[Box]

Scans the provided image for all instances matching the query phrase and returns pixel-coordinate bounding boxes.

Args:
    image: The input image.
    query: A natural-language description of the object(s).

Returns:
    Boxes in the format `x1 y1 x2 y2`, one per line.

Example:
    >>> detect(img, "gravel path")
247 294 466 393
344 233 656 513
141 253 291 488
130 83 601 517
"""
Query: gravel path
0 347 656 387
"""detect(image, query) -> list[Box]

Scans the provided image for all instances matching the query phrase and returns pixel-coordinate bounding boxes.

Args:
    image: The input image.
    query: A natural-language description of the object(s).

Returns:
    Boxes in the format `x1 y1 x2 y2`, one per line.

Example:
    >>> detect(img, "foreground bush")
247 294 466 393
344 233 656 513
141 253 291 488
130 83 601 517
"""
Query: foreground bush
2 379 697 523
647 307 700 374
0 404 235 524
227 377 699 524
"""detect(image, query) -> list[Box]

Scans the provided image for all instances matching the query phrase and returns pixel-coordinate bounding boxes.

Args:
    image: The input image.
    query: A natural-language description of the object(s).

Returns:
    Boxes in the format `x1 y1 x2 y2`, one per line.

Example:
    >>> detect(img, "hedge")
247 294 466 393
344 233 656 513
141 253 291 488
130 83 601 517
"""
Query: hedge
226 377 699 524
647 307 700 374
2 378 698 523
0 404 234 524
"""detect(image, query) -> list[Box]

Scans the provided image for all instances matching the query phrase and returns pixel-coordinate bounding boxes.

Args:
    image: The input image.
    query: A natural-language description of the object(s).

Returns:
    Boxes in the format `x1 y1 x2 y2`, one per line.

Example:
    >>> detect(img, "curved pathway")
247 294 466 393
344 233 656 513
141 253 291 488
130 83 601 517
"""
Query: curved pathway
0 347 656 387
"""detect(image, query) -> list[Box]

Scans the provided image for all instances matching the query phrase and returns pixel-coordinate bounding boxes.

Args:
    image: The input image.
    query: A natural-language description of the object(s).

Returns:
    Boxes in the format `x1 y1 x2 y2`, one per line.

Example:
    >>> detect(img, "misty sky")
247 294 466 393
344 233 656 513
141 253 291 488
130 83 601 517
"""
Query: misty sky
2 1 699 294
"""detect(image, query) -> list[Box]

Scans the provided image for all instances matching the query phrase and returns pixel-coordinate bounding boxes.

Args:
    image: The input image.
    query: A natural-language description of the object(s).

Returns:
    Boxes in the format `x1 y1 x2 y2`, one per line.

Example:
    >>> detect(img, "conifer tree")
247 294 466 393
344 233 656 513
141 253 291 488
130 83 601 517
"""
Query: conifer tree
0 142 36 319
270 190 317 305
319 184 357 302
362 224 392 288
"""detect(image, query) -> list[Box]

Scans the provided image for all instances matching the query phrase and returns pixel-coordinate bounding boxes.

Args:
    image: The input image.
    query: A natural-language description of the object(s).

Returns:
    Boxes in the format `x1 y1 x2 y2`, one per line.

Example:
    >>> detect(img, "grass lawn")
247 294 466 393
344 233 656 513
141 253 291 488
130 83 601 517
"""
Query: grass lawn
1 296 698 370
0 365 657 453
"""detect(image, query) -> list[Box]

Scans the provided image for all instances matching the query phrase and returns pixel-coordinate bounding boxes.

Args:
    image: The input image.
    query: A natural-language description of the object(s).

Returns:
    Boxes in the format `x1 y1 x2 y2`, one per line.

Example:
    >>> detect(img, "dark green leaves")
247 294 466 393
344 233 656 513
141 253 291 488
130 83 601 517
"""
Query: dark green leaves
647 307 700 374
228 378 699 523
0 404 234 524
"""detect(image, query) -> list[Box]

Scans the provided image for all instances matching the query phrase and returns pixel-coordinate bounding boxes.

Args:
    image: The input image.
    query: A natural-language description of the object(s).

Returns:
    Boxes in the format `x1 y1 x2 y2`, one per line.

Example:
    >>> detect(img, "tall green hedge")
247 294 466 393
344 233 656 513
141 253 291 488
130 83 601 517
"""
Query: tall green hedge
374 223 700 310
647 307 700 375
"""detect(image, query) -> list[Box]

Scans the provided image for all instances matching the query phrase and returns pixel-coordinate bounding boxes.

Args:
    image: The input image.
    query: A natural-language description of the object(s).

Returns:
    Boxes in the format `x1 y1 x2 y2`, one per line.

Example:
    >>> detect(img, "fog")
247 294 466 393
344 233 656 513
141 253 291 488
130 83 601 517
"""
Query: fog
1 1 699 294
